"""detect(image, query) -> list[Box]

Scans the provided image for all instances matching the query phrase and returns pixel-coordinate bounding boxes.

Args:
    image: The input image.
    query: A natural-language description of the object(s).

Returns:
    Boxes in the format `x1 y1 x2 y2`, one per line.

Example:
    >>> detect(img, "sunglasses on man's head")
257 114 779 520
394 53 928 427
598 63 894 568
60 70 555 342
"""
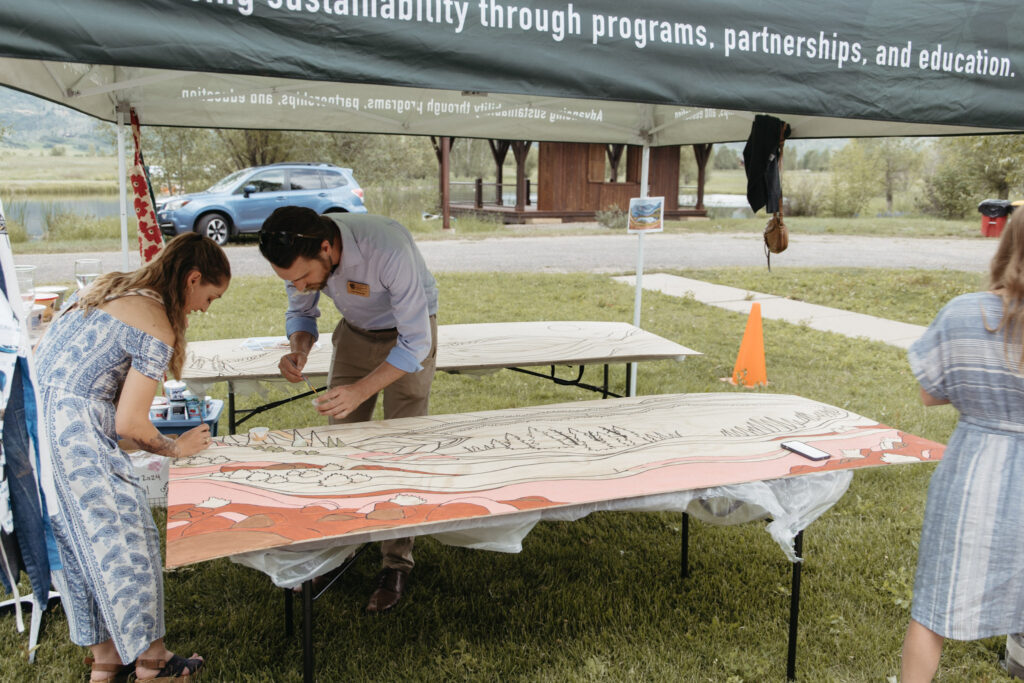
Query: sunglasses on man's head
258 231 321 248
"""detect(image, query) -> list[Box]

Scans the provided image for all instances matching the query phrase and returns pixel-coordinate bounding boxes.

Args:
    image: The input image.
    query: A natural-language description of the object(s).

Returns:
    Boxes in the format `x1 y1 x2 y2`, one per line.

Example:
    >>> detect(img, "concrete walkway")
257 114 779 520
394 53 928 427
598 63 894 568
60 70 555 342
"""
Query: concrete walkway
613 273 926 350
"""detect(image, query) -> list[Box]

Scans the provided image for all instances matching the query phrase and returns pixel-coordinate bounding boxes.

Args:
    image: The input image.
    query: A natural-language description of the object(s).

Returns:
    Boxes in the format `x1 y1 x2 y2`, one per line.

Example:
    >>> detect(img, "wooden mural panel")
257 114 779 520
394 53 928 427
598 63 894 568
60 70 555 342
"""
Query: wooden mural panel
166 393 944 567
181 321 699 384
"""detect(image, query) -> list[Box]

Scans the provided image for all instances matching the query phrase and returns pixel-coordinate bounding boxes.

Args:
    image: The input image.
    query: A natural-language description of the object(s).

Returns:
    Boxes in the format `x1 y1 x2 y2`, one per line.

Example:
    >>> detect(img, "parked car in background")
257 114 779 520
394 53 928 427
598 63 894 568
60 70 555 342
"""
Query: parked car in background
157 162 366 245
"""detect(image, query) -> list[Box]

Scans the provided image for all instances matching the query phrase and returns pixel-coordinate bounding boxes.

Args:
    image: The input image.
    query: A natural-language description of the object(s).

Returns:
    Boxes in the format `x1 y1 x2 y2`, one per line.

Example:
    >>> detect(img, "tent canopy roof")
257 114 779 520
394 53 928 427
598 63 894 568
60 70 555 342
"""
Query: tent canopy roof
0 0 1022 144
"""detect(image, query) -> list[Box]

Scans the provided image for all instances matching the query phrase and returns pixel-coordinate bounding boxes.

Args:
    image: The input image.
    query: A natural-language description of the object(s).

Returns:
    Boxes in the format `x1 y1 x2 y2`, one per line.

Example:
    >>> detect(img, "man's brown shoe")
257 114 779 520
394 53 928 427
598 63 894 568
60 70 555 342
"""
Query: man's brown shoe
365 568 408 614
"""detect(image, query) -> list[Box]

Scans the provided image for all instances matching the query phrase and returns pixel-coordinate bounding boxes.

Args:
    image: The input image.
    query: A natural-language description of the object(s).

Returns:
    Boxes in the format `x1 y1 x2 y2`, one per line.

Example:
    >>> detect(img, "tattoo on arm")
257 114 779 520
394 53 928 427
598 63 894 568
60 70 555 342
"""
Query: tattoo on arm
139 433 181 458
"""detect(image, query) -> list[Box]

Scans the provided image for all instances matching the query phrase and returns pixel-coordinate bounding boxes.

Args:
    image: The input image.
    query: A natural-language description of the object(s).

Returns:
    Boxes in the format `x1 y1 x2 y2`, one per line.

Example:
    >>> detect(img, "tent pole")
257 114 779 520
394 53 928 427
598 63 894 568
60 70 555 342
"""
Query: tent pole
441 136 451 232
116 102 130 271
629 144 650 398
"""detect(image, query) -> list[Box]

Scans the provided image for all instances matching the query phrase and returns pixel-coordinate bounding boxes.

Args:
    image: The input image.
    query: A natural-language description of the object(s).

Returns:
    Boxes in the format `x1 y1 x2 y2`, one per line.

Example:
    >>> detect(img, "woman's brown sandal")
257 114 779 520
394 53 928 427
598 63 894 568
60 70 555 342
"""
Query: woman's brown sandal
84 657 135 682
129 654 204 682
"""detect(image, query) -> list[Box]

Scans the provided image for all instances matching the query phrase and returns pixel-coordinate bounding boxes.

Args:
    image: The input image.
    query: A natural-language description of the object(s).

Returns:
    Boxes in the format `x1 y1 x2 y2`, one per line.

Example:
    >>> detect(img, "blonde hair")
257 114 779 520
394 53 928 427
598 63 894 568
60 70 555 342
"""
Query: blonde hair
988 207 1024 366
77 233 231 378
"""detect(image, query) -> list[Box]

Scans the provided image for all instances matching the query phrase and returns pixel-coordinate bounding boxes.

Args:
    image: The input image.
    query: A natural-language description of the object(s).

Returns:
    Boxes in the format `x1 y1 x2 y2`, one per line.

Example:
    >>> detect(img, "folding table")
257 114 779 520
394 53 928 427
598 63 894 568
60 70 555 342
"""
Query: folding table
181 321 700 433
165 392 944 681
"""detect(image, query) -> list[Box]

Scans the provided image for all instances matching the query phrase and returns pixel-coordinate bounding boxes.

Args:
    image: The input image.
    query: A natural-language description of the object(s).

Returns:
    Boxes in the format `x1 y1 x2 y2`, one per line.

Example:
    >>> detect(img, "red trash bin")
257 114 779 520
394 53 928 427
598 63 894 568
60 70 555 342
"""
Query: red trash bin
979 199 1013 237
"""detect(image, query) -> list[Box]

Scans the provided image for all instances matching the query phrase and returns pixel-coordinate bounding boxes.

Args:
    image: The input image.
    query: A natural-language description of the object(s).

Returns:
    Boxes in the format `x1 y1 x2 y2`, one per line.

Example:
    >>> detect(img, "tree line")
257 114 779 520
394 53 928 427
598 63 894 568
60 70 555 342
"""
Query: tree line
98 123 1024 221
711 135 1024 219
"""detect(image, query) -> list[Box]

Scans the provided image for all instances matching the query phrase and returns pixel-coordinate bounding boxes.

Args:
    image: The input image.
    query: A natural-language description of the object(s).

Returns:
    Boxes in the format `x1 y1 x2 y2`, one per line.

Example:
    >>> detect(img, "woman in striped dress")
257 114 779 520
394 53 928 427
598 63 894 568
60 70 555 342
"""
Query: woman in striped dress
903 208 1024 681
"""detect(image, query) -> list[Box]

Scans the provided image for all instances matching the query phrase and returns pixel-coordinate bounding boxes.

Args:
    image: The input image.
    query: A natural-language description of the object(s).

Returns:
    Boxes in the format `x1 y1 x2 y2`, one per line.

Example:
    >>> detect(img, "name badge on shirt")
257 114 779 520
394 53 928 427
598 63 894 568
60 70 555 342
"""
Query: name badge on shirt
347 281 370 297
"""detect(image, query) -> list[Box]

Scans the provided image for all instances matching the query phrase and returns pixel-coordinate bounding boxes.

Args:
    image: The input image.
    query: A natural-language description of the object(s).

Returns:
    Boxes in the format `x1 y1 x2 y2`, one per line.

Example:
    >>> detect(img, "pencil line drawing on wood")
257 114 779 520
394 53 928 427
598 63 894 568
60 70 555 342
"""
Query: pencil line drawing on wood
181 321 699 382
166 393 943 567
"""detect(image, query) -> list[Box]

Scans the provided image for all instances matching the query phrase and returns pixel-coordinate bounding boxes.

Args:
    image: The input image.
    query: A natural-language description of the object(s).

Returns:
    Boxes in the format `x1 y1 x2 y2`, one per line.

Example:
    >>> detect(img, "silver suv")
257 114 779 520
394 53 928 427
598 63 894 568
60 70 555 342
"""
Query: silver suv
157 162 367 245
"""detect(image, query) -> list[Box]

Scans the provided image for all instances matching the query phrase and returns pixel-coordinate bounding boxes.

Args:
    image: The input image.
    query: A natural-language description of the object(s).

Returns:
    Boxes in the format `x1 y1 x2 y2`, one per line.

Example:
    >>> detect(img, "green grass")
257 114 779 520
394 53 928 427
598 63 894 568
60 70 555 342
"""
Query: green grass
702 167 749 194
0 150 119 185
3 268 1015 682
668 267 988 326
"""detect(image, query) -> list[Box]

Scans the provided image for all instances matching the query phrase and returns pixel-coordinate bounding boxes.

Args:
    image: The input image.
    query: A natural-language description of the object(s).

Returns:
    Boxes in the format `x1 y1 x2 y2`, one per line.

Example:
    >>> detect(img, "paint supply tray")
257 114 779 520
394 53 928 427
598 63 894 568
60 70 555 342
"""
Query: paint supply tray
154 399 224 436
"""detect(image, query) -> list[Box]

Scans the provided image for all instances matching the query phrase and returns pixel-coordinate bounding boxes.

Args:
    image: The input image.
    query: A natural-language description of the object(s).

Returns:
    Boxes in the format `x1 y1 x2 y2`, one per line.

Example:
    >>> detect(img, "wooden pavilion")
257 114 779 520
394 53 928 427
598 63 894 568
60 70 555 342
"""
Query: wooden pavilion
434 137 713 226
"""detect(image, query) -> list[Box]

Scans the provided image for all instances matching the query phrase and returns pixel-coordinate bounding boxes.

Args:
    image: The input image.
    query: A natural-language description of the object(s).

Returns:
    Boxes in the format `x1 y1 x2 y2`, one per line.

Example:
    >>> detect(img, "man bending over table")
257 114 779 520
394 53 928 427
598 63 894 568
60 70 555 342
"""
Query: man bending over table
258 205 439 613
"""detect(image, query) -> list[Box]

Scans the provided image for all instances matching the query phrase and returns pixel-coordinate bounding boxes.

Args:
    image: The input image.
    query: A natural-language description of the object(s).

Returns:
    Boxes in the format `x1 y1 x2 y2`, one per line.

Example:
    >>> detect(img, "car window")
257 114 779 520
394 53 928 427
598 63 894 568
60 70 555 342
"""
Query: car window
321 170 348 189
206 169 249 193
289 169 323 191
242 169 286 193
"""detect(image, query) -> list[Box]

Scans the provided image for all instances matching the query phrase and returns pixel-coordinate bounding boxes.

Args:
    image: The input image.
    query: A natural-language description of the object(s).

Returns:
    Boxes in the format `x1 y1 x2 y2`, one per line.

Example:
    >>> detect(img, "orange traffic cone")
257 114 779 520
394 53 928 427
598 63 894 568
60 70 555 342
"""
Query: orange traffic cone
729 303 767 387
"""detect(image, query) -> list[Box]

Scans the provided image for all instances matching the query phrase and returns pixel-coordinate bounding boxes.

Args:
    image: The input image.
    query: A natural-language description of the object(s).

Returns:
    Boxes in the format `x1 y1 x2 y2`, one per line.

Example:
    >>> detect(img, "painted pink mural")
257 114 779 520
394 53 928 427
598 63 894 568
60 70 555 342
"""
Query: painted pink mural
166 392 944 567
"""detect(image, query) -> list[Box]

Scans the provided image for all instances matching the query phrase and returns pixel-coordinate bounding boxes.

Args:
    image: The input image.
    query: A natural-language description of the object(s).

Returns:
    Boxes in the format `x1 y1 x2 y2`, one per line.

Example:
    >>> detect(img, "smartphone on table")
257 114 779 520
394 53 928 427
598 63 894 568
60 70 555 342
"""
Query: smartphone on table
780 440 832 461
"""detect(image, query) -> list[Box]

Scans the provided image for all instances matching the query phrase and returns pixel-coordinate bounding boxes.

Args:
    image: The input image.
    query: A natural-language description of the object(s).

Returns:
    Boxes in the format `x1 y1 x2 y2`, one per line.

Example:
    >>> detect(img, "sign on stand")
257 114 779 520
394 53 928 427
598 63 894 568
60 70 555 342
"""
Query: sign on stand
627 196 665 234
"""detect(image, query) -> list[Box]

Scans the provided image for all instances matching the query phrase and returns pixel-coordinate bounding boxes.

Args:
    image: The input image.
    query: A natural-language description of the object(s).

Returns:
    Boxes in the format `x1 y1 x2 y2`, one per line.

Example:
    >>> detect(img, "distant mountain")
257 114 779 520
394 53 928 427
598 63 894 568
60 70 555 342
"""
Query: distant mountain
1 85 847 158
0 86 114 153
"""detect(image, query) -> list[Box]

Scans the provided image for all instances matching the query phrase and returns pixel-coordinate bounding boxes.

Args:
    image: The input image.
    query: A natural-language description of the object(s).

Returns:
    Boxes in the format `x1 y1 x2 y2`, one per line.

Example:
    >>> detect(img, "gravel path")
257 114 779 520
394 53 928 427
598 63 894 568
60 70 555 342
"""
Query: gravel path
12 231 997 284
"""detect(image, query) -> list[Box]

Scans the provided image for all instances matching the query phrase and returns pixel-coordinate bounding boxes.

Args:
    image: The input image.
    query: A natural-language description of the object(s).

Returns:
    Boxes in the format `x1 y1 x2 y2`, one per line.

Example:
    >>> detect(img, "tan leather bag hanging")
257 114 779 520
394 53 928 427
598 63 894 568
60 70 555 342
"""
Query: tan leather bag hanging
763 127 789 271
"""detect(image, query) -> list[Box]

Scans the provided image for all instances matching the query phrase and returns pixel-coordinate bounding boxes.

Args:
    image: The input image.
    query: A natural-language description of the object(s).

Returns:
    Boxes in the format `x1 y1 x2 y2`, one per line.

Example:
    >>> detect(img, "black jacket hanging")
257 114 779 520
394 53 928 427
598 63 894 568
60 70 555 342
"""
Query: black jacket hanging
743 114 791 214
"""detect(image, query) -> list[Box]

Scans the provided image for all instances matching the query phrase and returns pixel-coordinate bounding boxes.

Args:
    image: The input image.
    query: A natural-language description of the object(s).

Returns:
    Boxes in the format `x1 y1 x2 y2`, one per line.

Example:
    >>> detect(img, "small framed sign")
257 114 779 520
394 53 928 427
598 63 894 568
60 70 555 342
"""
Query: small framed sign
627 196 664 233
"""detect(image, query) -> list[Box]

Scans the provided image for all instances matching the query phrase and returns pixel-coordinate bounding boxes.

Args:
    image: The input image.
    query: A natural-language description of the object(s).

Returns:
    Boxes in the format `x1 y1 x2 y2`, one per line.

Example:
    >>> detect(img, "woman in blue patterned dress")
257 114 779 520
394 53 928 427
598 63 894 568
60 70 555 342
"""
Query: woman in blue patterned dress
902 208 1024 681
35 233 230 682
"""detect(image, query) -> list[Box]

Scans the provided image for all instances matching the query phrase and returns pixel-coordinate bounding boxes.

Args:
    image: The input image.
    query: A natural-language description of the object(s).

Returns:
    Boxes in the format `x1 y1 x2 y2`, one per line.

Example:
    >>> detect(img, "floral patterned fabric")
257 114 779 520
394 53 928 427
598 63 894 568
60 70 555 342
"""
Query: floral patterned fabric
35 305 171 660
130 108 163 264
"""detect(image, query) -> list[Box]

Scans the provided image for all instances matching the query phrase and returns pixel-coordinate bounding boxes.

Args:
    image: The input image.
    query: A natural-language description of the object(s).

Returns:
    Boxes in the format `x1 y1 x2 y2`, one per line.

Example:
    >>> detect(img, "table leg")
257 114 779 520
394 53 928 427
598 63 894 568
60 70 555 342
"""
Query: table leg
787 530 803 681
680 512 690 579
228 383 237 435
302 579 314 683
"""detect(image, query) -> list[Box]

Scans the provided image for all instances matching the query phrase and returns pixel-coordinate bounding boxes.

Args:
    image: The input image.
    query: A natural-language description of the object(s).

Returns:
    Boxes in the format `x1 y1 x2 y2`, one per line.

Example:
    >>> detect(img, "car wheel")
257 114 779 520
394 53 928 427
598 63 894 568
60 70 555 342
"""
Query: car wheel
197 213 230 246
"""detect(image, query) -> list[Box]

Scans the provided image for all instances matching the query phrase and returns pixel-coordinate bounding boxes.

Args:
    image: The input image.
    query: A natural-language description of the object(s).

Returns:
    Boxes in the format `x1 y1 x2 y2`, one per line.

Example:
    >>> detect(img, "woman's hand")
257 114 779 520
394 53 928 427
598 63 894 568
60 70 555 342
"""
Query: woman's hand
175 424 213 458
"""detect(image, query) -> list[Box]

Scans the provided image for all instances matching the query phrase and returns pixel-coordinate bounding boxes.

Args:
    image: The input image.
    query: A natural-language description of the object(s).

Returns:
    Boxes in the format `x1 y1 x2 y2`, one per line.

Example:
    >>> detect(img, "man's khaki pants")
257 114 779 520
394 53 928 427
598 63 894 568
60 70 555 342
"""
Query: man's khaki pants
328 315 437 572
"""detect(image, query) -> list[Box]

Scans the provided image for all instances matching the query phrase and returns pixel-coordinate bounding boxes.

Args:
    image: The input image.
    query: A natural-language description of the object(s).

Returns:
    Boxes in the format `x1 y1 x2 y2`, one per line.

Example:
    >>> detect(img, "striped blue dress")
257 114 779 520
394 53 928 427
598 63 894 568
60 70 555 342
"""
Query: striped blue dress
908 291 1024 640
34 302 171 662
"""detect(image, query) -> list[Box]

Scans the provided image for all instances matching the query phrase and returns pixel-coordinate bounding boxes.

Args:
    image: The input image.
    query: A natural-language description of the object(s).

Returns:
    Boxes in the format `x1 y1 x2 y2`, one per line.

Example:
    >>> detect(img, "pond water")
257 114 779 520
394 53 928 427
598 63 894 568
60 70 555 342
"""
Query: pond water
6 191 753 239
7 196 122 239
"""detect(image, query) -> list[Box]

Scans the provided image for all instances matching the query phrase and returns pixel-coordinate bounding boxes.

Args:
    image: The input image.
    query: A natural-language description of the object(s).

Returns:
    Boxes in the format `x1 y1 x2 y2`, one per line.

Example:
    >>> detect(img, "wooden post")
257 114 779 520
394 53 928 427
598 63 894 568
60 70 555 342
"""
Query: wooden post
430 136 456 230
511 140 531 214
474 177 483 208
692 143 713 211
488 139 511 206
606 143 625 181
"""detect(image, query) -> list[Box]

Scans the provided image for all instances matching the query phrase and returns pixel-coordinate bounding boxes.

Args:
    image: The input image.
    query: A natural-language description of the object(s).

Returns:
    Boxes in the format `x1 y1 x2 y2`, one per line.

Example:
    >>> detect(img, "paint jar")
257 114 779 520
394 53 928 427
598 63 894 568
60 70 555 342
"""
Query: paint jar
149 397 169 421
183 390 203 419
35 285 69 311
34 292 59 321
164 379 187 401
168 400 187 420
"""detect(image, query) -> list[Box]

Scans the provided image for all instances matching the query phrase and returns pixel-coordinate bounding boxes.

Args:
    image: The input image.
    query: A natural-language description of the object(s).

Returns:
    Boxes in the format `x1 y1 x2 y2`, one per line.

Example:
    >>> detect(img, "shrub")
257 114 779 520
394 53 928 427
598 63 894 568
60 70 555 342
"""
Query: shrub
915 165 978 219
826 142 881 217
785 173 824 217
3 219 29 243
595 204 627 230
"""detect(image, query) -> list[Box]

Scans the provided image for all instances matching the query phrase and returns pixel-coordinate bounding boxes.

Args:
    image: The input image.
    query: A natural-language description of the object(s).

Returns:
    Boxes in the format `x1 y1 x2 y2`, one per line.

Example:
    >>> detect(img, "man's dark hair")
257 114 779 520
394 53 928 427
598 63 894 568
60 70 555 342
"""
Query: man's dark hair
258 206 337 268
